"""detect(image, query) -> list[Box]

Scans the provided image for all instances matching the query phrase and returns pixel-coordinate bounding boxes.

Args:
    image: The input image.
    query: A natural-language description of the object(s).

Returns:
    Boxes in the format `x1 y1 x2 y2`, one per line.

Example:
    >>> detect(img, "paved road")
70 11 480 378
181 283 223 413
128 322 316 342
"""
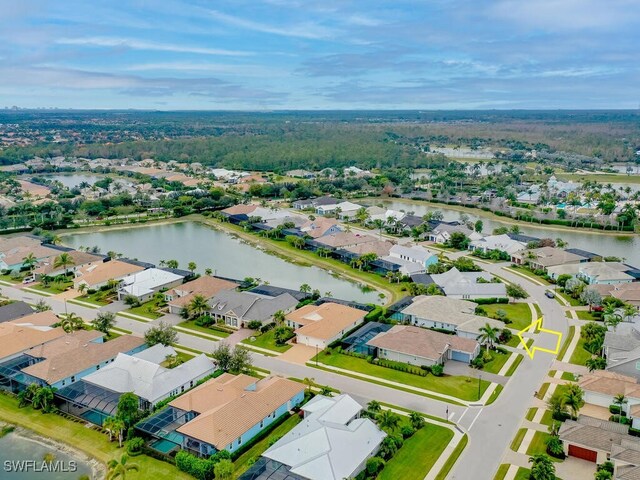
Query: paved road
2 261 565 479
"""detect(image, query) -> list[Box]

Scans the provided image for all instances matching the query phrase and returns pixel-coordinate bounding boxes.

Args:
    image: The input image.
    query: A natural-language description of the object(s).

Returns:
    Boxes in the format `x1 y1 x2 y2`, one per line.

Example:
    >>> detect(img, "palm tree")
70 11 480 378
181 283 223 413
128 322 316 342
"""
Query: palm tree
106 454 139 480
186 294 210 320
22 253 37 272
299 283 311 294
103 416 117 442
528 454 556 480
365 400 382 418
18 383 40 407
59 312 84 332
273 310 286 327
477 323 499 350
604 304 622 331
409 411 425 430
187 261 197 274
562 383 585 419
623 304 637 323
377 409 401 432
302 377 315 393
53 253 75 277
77 283 87 295
32 386 55 412
164 354 183 369
204 268 213 276
614 394 628 422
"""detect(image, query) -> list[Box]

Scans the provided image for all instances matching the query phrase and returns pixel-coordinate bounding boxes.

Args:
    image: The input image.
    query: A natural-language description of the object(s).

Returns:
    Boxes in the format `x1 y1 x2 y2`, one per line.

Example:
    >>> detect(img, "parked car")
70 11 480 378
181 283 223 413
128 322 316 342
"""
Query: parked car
22 276 35 284
544 290 555 299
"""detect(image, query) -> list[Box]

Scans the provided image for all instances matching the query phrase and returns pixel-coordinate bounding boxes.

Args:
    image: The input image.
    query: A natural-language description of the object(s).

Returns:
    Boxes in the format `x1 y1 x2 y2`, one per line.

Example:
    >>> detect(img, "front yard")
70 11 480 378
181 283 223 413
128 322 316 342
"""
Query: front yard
481 348 512 374
569 335 593 366
481 302 533 330
124 297 166 319
30 280 74 295
72 290 113 306
526 431 562 462
313 350 490 401
177 320 232 338
241 328 292 353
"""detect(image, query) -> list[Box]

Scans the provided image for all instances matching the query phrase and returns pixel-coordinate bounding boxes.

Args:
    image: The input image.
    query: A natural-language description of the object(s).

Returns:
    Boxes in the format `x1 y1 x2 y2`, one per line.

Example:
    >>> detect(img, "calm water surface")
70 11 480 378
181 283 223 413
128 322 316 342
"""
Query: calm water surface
45 174 102 188
0 432 94 480
63 222 382 304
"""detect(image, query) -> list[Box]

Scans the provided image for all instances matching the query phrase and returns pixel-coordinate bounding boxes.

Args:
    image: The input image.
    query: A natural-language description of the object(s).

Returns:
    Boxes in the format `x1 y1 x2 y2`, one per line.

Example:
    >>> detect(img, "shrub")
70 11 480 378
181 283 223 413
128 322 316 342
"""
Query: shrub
87 289 97 295
125 437 145 455
400 425 416 439
431 364 444 376
546 436 565 459
247 320 262 330
630 427 640 437
365 457 385 476
609 405 624 415
610 415 631 425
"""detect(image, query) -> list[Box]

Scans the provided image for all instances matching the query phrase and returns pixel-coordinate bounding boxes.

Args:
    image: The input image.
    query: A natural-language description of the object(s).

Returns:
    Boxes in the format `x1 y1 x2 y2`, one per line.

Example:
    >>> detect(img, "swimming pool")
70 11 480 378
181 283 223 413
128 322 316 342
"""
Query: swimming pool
150 438 179 454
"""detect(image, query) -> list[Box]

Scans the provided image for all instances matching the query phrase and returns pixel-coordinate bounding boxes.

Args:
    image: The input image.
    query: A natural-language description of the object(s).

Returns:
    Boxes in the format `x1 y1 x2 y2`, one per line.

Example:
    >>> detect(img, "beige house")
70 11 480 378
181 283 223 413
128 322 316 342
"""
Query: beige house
73 260 145 290
289 303 366 349
165 276 239 314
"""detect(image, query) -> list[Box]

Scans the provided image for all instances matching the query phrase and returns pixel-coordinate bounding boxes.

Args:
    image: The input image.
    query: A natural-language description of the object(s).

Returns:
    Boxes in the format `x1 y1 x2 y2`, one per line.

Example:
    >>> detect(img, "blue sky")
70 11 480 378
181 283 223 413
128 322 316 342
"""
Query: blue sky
1 0 638 109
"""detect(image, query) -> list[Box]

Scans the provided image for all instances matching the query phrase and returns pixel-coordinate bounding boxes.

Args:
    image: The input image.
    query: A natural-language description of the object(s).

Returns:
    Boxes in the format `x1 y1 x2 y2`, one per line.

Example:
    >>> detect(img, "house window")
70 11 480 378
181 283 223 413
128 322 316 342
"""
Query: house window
260 420 263 428
636 361 640 371
237 437 242 446
71 376 76 383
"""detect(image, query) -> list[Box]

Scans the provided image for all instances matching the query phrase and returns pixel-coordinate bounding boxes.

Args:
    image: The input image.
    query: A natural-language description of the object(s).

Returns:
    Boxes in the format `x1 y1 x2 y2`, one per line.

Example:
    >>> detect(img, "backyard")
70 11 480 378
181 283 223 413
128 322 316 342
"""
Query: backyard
313 350 490 401
481 302 533 330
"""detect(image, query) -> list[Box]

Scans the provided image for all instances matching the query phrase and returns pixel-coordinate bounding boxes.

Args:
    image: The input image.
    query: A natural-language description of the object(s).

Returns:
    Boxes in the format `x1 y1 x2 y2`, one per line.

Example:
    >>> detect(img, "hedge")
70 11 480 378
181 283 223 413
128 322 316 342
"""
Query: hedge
474 297 509 305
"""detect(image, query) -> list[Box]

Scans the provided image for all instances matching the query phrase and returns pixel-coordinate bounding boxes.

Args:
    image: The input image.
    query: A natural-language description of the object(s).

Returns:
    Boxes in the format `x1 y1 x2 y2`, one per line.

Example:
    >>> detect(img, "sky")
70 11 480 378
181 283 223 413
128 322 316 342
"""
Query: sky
0 0 638 110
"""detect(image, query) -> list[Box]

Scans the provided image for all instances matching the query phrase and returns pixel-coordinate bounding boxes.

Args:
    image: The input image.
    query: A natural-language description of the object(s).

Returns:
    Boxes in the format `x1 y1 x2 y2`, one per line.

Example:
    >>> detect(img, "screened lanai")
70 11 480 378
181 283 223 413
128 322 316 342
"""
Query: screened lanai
0 354 42 392
55 380 120 426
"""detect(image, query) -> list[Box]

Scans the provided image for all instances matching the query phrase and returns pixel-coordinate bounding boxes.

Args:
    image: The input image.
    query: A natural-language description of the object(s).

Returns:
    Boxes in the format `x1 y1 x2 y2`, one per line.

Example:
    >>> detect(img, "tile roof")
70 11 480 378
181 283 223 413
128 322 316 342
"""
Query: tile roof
170 373 256 413
579 370 640 398
0 316 65 360
314 232 376 249
367 325 478 361
74 260 145 288
560 415 636 452
221 204 258 216
167 276 238 308
119 268 185 298
33 250 104 275
209 291 298 323
290 303 366 341
401 295 477 324
342 240 394 257
176 375 304 450
23 334 145 384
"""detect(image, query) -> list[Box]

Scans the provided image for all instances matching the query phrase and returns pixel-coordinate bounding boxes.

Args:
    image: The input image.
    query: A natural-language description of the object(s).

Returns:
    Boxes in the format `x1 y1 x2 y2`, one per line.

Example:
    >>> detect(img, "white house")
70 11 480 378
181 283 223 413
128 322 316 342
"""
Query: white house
431 267 507 300
381 244 439 276
470 234 527 255
118 268 185 302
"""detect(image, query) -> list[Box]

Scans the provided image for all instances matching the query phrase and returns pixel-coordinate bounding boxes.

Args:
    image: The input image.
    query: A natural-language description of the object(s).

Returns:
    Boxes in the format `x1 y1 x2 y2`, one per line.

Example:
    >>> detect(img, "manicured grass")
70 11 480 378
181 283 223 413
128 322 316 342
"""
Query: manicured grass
537 383 550 399
376 402 453 425
548 370 557 377
526 431 562 462
558 173 640 185
557 326 575 361
541 409 554 426
434 433 468 480
569 334 593 366
505 354 524 377
242 328 292 353
0 274 23 284
483 349 512 374
177 320 231 338
77 290 113 306
0 394 192 480
314 351 489 401
160 351 194 367
379 423 454 480
514 467 533 480
31 281 73 294
486 385 504 405
234 414 302 477
507 266 550 285
561 372 576 381
482 303 533 330
526 408 537 421
556 291 581 306
576 310 597 321
125 297 165 319
510 428 527 451
494 464 511 480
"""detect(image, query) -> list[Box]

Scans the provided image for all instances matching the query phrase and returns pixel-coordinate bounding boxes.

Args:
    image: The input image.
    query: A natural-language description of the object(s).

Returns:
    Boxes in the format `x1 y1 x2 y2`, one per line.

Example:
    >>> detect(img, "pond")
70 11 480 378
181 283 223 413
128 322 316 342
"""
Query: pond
45 174 102 189
62 222 383 304
365 199 640 267
0 431 95 479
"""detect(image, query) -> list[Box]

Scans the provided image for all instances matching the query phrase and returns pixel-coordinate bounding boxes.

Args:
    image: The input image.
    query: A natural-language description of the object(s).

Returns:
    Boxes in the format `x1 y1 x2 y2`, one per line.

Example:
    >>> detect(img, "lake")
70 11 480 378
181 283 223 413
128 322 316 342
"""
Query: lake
62 222 383 304
366 199 640 266
46 174 102 189
0 432 94 479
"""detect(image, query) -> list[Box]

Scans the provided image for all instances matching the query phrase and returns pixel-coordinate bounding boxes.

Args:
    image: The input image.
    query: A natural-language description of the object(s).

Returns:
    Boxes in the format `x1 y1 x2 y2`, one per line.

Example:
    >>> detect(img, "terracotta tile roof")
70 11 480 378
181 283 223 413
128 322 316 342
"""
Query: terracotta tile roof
33 250 104 275
74 260 145 288
0 321 65 360
579 370 640 398
343 240 395 257
289 303 366 341
167 276 238 308
314 232 377 249
176 375 304 449
367 325 478 361
22 334 145 384
11 311 60 327
221 204 258 216
170 373 256 412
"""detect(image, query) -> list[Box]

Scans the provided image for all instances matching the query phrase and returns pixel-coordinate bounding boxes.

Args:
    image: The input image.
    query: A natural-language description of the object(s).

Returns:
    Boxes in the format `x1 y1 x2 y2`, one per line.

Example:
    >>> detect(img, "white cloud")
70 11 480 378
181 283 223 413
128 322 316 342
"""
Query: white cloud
56 37 253 56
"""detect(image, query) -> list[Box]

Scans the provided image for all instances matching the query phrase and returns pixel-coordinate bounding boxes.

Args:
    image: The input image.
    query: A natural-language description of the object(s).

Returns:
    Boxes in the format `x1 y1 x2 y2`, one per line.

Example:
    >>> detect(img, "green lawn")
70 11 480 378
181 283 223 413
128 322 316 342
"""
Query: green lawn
541 409 554 426
242 328 292 353
0 394 192 480
526 408 537 421
31 281 73 294
177 320 231 338
576 310 597 321
526 431 563 462
569 334 593 366
558 173 640 185
434 434 468 480
505 354 524 377
125 297 166 319
482 303 533 330
482 349 512 374
557 326 575 361
314 351 489 401
379 422 454 480
70 291 112 307
0 273 23 284
494 464 510 480
486 385 504 405
510 428 527 451
234 414 302 477
561 372 576 381
556 291 581 307
514 468 533 480
507 266 550 285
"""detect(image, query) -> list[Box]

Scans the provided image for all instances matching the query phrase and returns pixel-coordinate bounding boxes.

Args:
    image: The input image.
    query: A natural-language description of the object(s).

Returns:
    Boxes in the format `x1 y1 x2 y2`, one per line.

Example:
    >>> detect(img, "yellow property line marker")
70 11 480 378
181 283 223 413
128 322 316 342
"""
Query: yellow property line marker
517 317 563 360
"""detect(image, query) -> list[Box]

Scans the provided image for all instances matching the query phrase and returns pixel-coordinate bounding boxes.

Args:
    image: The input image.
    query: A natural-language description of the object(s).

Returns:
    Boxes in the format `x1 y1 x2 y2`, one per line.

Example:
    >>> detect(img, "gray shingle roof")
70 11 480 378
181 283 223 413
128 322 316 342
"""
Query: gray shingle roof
0 301 34 323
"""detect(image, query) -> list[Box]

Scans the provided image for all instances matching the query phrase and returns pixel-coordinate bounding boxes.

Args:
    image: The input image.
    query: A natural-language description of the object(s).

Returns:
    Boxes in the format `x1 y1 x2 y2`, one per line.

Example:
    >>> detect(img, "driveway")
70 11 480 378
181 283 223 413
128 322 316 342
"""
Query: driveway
555 457 597 479
278 344 318 364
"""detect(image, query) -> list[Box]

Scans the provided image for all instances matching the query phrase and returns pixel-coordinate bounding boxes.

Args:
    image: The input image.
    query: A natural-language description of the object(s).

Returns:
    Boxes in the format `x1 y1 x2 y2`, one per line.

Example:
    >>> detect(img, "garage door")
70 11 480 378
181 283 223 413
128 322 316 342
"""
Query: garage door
451 350 470 363
568 444 597 462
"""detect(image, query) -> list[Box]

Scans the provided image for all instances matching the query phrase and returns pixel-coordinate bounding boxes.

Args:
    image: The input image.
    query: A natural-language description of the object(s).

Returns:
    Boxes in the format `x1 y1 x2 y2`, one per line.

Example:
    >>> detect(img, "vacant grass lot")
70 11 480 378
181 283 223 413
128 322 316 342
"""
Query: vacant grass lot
379 421 454 480
315 351 489 401
0 394 192 480
242 328 292 353
482 303 533 330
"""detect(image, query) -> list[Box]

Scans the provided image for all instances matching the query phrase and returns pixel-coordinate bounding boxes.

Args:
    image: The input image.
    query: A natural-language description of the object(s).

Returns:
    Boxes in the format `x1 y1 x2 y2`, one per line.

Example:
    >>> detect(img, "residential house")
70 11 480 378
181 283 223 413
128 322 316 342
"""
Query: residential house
580 370 640 429
33 250 105 279
516 186 541 204
344 166 372 177
602 322 640 375
381 244 439 276
0 236 62 272
208 291 298 329
292 196 338 211
342 240 395 258
0 331 146 392
470 234 527 256
57 344 214 424
565 248 603 262
397 214 425 231
609 283 640 307
367 325 480 366
241 394 386 480
165 276 239 315
511 246 586 271
286 169 316 179
317 201 362 219
299 217 342 238
560 415 639 463
577 262 636 285
365 206 406 224
0 311 64 364
313 232 377 251
548 176 580 197
395 295 504 339
73 259 146 290
137 374 304 457
431 267 507 300
0 301 34 324
427 223 482 244
117 268 185 302
286 303 366 349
